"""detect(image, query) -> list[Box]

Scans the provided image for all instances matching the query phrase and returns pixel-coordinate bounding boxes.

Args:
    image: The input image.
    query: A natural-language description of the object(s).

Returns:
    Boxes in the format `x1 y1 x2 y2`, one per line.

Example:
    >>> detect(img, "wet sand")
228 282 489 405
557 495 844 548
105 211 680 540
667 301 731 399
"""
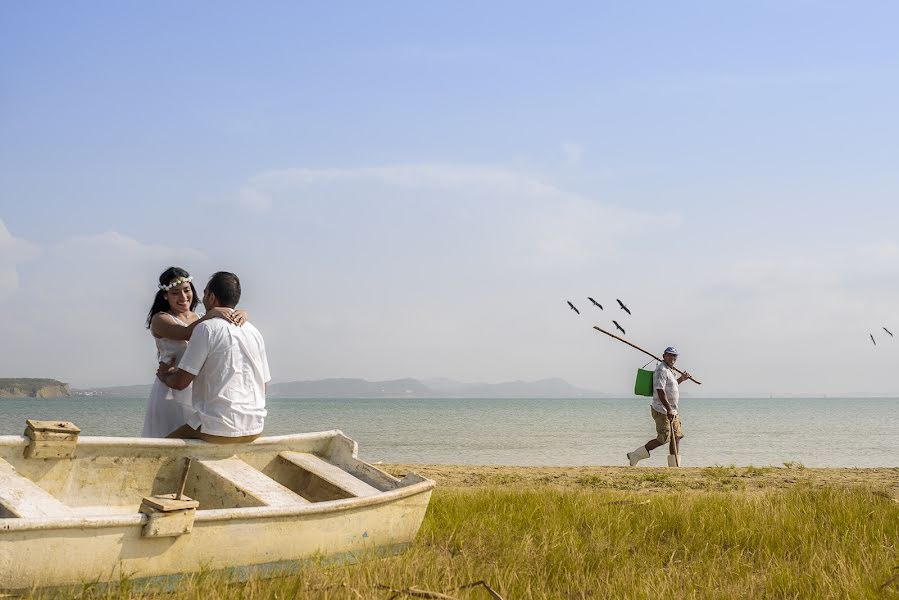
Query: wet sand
384 464 899 497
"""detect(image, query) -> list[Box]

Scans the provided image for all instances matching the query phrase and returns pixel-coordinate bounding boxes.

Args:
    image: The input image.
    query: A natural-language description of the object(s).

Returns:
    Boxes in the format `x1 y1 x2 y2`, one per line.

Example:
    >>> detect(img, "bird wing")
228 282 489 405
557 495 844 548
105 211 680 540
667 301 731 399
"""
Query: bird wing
884 327 894 337
871 334 876 345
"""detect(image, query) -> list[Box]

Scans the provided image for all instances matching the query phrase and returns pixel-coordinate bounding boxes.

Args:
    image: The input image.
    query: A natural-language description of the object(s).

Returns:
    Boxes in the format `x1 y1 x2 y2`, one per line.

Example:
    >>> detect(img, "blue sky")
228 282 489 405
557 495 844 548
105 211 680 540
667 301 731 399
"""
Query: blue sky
2 2 899 393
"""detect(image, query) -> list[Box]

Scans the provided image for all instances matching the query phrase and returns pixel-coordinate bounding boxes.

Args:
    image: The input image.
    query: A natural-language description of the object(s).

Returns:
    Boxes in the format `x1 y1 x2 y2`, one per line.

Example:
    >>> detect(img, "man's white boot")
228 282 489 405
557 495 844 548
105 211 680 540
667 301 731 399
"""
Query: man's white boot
667 453 682 467
627 445 650 466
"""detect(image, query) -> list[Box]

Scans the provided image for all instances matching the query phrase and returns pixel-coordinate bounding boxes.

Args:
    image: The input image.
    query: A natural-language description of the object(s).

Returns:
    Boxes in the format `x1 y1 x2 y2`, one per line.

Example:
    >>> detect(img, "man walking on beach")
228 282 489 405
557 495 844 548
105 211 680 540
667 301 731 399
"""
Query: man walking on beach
627 346 690 466
158 271 270 444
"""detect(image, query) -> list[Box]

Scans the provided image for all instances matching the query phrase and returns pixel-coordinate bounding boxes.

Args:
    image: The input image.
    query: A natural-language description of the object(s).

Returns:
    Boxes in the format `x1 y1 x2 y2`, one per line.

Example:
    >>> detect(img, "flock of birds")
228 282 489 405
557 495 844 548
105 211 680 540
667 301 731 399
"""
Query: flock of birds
568 298 891 347
870 327 893 346
566 297 631 335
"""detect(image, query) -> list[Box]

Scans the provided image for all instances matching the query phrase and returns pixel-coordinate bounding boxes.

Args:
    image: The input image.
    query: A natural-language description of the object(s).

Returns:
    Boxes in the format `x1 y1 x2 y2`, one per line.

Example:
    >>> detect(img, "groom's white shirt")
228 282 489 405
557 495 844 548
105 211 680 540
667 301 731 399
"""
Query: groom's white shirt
177 318 270 437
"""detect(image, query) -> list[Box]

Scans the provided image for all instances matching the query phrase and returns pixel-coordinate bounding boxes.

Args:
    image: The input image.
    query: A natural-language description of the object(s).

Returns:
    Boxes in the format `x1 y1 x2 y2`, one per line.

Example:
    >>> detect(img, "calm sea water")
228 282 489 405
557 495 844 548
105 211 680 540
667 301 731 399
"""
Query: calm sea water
1 397 896 467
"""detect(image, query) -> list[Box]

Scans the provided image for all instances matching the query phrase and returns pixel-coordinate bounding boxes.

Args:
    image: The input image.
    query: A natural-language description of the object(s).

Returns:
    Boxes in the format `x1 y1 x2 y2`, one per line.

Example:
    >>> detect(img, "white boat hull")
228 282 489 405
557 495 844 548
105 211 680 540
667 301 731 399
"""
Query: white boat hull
0 430 434 591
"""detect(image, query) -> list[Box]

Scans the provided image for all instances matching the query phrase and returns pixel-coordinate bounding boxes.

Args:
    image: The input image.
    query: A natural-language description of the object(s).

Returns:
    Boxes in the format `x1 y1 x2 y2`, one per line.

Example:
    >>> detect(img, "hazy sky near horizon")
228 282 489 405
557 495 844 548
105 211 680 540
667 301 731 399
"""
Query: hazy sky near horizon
3 3 899 394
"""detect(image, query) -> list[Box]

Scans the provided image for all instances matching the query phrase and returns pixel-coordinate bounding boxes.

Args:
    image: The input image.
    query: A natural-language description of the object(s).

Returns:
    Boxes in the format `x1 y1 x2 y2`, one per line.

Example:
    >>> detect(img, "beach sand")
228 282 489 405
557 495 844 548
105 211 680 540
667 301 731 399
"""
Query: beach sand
384 464 899 497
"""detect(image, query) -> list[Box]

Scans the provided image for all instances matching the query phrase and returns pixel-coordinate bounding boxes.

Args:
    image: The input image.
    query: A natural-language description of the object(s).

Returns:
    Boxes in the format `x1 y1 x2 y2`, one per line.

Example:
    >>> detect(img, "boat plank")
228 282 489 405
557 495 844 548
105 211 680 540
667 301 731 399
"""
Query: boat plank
279 451 380 497
0 459 72 518
197 457 309 506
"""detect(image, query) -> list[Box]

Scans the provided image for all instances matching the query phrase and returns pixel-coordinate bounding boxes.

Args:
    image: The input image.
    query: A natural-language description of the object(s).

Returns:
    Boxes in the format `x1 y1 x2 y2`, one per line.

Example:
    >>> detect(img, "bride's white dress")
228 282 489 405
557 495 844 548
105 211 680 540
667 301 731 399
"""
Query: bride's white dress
141 318 194 437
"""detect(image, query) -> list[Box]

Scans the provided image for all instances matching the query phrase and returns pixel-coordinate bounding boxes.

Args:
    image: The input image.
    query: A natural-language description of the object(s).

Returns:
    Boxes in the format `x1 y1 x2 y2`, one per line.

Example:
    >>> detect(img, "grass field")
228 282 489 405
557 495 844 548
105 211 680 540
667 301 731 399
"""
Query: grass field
27 466 899 599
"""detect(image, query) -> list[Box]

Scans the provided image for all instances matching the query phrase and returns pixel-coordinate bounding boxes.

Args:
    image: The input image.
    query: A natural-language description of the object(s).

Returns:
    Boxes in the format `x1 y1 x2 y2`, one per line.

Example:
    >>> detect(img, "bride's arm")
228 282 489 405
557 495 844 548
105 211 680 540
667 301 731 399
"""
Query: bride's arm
150 309 248 341
150 313 201 341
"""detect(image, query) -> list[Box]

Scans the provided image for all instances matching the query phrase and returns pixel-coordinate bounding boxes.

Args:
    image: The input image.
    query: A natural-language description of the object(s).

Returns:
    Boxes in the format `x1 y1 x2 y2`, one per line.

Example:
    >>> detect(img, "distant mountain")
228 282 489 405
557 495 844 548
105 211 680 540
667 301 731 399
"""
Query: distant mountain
269 377 601 399
75 377 602 399
269 378 433 398
422 377 599 398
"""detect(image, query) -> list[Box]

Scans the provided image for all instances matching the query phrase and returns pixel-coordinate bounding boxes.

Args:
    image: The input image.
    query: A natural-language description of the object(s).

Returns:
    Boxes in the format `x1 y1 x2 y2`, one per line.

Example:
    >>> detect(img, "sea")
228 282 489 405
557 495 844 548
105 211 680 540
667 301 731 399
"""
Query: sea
0 397 896 467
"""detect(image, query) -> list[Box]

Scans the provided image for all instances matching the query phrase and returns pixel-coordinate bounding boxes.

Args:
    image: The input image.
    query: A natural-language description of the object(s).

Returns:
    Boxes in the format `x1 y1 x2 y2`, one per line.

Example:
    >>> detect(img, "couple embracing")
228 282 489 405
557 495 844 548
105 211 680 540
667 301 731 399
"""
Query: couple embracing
141 268 270 443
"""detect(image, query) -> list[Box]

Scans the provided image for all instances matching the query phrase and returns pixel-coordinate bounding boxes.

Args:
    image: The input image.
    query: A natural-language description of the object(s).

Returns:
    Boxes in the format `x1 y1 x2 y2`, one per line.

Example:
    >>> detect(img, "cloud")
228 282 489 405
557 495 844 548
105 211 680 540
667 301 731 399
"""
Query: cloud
0 230 207 386
244 163 560 197
237 163 679 269
0 220 40 295
221 163 688 390
561 142 584 166
237 185 273 212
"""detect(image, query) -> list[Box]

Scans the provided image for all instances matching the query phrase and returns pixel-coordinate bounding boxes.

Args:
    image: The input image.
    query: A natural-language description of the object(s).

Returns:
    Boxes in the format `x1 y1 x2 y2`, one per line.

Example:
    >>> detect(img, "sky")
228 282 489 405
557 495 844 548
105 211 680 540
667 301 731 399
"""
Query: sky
2 2 899 395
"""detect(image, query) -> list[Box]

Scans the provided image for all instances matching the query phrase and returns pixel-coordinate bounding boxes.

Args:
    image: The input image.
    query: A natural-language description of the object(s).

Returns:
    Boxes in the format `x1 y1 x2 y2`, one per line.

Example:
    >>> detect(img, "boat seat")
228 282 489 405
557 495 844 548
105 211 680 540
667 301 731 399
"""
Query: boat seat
279 451 380 498
197 457 309 506
0 459 73 518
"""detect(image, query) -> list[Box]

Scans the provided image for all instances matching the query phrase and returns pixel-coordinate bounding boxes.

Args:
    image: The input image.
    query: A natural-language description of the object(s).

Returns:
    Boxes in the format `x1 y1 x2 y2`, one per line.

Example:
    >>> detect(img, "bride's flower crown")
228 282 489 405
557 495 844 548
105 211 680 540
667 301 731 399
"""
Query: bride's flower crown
159 276 193 291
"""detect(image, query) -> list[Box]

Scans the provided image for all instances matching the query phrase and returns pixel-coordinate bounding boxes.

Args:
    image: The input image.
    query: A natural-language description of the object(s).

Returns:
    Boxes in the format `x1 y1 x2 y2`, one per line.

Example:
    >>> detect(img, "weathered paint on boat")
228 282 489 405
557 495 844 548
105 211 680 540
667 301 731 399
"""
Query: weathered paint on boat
0 430 434 592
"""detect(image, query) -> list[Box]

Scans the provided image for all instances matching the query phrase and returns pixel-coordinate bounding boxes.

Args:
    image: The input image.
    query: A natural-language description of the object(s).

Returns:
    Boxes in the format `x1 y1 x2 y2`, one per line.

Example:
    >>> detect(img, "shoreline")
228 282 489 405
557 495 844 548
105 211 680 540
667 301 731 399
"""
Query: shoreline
384 464 899 496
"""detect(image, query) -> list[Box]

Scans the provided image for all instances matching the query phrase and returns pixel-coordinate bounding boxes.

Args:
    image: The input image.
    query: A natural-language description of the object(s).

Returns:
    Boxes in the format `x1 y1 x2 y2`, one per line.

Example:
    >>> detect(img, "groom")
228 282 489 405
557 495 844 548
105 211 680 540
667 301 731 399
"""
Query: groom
157 271 270 444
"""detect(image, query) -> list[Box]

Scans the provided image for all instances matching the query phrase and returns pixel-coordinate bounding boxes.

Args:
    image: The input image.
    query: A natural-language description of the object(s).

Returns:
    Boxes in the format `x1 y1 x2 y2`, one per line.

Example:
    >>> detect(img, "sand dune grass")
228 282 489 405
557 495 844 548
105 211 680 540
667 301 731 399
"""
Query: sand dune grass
35 479 899 600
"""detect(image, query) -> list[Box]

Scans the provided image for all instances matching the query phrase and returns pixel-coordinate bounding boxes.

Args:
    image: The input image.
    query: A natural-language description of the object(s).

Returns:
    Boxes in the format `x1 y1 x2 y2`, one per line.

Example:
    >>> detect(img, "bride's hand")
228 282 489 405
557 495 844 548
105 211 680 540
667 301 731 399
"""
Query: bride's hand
204 307 247 326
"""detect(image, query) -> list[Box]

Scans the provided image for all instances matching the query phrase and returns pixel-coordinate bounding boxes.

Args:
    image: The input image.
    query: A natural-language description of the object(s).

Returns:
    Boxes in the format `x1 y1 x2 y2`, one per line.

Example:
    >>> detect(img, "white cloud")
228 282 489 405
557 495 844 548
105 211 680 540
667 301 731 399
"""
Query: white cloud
238 163 679 269
245 164 560 197
9 170 895 396
225 163 686 390
0 219 40 295
0 230 207 386
237 185 273 212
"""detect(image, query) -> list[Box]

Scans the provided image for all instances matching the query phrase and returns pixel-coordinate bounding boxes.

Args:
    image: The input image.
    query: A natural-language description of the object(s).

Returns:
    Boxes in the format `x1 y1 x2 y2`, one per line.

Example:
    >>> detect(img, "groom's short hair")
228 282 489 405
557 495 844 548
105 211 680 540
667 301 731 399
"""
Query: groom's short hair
208 272 241 307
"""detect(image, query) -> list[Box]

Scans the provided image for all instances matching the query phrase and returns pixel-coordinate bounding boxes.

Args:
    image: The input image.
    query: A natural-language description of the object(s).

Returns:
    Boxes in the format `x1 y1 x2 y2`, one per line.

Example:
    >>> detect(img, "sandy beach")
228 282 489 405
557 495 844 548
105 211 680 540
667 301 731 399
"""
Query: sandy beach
385 463 899 496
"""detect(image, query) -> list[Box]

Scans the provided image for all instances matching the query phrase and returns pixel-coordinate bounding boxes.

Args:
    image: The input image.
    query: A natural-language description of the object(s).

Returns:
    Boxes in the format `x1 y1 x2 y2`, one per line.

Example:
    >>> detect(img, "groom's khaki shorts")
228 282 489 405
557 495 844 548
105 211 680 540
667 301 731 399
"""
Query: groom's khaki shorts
652 409 683 443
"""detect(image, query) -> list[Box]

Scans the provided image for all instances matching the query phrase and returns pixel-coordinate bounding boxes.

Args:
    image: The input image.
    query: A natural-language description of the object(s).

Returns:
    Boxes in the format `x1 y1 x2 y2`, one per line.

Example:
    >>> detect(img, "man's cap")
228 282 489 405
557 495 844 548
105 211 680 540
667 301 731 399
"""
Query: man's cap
664 346 679 355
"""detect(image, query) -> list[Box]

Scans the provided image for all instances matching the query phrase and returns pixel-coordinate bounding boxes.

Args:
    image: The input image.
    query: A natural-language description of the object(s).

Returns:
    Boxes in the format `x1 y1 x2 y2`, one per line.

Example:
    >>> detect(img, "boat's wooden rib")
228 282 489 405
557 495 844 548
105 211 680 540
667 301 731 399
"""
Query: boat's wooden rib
196 457 310 507
0 459 72 518
279 451 380 498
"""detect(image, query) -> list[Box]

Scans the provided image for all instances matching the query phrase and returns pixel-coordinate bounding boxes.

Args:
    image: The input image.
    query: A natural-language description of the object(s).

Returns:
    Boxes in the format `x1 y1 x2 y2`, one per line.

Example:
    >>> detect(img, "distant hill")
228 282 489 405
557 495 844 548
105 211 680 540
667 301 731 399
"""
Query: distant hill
268 377 601 399
75 377 602 399
0 378 71 398
269 378 434 398
421 377 599 398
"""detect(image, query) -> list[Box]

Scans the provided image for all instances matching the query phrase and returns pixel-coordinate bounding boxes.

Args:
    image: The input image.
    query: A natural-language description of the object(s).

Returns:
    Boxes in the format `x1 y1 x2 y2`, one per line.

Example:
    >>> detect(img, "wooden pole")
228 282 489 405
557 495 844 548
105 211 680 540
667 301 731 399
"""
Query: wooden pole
669 424 681 467
592 325 702 385
177 457 192 500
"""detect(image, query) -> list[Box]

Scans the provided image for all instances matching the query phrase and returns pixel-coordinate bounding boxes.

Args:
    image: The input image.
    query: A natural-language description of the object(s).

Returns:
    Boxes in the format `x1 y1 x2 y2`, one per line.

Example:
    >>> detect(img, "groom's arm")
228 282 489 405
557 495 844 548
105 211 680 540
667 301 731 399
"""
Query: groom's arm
159 321 211 391
157 363 195 390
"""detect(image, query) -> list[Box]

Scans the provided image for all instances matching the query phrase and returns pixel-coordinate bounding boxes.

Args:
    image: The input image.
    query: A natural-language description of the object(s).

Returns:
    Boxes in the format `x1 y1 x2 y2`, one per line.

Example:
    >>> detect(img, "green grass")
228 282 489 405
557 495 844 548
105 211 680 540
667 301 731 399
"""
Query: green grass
30 485 899 599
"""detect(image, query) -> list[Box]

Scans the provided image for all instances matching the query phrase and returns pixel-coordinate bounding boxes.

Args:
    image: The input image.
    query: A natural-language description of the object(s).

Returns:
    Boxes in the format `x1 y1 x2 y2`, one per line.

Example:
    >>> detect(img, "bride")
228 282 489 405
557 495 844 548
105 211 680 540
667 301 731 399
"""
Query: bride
141 267 244 437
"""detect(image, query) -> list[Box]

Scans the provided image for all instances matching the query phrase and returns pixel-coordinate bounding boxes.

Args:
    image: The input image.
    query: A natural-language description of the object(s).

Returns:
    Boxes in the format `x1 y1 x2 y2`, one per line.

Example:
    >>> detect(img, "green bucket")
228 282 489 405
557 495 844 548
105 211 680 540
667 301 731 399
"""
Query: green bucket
634 368 654 397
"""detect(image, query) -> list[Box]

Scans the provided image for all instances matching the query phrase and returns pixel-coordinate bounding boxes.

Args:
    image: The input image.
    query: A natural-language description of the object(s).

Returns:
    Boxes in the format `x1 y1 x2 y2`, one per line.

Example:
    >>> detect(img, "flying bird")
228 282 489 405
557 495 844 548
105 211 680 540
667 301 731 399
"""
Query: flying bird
567 301 580 315
870 334 876 346
884 327 894 337
587 297 603 310
616 299 631 315
613 320 626 335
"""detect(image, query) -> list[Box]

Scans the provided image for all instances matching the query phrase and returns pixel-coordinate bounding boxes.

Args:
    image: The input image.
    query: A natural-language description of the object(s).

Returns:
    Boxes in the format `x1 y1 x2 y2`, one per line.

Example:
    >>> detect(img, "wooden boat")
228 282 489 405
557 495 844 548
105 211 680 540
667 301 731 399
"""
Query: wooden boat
0 421 435 592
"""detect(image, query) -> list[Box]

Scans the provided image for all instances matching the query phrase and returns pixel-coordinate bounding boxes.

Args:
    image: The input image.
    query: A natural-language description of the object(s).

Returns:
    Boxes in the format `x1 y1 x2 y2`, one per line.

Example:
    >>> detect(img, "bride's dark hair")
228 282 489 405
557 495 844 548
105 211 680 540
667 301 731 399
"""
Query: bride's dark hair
145 266 200 328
